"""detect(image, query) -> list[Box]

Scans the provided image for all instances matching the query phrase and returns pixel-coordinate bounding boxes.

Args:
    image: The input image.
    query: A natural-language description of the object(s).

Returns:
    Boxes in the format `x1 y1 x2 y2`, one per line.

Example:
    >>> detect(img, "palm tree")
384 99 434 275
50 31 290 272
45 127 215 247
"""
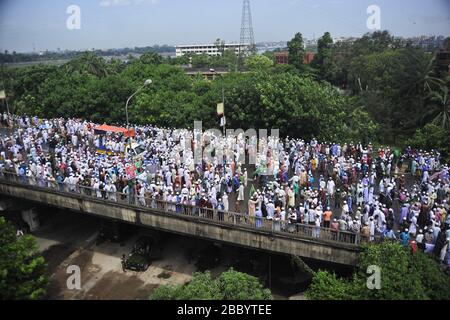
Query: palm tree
427 86 450 129
400 50 443 97
65 52 110 78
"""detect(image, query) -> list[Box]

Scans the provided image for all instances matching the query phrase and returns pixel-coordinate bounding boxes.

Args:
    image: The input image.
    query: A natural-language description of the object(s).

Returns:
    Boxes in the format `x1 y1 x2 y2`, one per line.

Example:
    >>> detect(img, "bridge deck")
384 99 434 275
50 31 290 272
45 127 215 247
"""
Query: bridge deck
0 172 361 265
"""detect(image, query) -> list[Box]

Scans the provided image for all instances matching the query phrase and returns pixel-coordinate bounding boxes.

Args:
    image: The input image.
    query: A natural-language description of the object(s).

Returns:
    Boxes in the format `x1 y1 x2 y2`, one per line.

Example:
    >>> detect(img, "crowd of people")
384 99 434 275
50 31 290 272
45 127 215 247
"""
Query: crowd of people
0 113 449 269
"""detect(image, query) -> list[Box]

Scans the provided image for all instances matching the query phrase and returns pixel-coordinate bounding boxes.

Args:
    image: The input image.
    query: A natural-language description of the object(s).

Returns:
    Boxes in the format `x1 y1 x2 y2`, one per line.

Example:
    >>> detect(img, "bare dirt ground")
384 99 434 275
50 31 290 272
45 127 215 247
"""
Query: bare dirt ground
32 209 316 300
35 211 198 300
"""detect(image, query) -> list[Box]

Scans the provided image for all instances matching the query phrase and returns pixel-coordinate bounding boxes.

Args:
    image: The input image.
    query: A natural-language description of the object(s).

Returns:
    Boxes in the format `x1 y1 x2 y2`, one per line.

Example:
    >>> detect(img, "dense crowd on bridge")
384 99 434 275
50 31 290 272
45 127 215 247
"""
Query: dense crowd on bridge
0 113 449 269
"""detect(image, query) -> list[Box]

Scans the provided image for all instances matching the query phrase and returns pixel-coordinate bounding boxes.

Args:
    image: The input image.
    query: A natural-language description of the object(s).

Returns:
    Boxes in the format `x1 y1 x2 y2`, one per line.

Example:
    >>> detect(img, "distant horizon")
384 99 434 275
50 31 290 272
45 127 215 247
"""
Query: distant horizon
1 0 449 53
4 33 448 55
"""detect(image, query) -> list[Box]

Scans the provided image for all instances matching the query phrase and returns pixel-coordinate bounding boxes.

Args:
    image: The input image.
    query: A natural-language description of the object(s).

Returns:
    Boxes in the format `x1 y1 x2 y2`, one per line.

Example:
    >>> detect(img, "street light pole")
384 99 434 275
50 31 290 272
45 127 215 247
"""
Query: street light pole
125 79 152 203
211 69 227 178
125 79 153 159
221 82 225 137
210 69 225 137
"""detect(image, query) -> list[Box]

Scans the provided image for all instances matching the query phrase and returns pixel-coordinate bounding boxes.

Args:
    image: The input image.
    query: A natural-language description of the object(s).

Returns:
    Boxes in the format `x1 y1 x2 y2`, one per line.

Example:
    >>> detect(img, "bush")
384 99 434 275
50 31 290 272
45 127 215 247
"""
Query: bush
306 242 450 300
407 123 450 162
0 217 48 300
306 271 351 300
150 268 272 300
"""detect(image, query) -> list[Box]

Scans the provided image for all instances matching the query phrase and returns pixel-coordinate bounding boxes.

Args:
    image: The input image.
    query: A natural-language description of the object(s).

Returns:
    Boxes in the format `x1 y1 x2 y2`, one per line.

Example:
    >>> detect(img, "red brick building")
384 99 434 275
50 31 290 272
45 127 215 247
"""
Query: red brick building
304 52 315 64
274 51 315 65
274 52 289 64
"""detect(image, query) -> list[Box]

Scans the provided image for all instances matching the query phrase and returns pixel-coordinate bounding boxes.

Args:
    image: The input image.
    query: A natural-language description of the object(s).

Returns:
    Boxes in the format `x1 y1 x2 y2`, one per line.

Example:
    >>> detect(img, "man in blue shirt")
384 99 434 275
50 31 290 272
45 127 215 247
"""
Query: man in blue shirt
400 229 410 247
384 227 397 240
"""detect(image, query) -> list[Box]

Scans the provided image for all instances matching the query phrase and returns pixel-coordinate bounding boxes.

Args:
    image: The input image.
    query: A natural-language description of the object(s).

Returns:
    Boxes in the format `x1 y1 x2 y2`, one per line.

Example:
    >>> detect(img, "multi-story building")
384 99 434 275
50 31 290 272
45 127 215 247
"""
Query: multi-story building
175 43 249 57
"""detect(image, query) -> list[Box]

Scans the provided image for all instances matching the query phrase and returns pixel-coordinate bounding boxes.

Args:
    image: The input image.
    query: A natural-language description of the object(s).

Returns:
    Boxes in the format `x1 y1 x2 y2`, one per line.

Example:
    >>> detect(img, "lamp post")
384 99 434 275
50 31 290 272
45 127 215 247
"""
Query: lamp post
125 79 152 204
211 69 227 177
125 79 152 158
210 69 225 137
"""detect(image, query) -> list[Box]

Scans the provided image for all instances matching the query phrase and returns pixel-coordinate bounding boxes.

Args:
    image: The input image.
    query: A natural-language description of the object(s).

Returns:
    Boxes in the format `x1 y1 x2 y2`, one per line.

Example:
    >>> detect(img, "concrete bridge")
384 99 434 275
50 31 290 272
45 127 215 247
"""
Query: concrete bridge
0 174 361 266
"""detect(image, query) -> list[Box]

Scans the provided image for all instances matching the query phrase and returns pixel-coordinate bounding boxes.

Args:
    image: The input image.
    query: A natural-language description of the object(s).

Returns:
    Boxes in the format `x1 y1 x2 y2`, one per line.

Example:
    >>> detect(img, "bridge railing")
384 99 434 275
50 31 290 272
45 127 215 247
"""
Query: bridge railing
0 170 364 246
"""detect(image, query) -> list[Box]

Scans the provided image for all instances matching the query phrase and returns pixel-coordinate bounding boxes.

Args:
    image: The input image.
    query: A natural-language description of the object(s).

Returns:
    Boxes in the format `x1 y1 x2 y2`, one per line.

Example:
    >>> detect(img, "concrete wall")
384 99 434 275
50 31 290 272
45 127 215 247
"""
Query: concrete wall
0 182 360 266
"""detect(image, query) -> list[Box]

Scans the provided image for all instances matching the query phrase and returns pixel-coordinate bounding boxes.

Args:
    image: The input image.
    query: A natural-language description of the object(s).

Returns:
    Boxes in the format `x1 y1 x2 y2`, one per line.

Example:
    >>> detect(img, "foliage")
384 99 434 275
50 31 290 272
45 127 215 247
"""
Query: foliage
2 31 449 156
311 32 334 81
3 53 375 142
306 241 450 300
217 268 272 300
287 32 305 71
352 241 425 300
427 86 450 129
0 217 48 300
186 50 238 71
0 45 175 64
407 123 450 162
306 271 351 300
345 47 443 143
245 55 274 71
410 250 450 300
150 269 272 300
140 52 163 65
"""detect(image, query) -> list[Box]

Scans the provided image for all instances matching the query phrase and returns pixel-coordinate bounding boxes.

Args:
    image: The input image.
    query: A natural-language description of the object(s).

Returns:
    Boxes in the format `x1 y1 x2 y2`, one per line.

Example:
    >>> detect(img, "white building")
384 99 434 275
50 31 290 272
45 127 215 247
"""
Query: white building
175 43 249 57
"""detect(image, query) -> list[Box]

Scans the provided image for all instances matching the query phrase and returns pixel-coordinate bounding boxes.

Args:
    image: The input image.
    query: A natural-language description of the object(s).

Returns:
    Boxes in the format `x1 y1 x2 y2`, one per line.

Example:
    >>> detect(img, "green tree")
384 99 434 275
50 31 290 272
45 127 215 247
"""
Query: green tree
0 217 48 300
287 32 305 71
217 268 272 300
139 52 163 65
191 54 212 69
427 86 450 129
306 242 450 300
347 48 444 143
150 269 272 300
214 38 226 56
407 123 450 162
218 49 239 71
65 52 111 78
307 271 351 300
245 54 274 71
311 32 334 81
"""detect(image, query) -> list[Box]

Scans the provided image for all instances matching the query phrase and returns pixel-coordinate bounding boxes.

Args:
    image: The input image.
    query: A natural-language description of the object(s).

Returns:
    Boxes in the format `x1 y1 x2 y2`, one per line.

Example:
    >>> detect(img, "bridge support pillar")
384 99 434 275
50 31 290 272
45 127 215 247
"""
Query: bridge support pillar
21 208 40 232
0 199 16 211
291 255 315 277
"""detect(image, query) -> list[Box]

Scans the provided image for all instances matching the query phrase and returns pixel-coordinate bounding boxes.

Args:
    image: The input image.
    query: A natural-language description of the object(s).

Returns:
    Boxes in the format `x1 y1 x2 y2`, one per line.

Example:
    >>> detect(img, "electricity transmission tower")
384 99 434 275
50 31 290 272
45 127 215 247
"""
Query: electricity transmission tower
239 0 256 68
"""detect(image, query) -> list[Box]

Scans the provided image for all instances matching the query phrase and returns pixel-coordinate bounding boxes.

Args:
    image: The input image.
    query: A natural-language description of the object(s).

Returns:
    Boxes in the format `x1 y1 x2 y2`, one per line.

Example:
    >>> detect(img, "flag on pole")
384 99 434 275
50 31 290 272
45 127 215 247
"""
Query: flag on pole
220 116 226 127
217 102 224 116
0 90 6 100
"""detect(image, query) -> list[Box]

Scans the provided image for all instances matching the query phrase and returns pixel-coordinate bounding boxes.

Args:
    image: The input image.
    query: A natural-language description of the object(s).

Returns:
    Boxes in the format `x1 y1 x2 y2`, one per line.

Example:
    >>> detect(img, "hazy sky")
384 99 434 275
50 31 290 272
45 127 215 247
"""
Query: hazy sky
0 0 449 52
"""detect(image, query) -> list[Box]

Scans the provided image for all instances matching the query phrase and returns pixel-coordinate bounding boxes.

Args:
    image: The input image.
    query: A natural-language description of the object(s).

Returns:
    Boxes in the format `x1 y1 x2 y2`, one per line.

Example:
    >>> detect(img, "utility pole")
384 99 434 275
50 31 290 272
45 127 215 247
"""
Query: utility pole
221 83 225 137
210 69 226 137
125 79 152 203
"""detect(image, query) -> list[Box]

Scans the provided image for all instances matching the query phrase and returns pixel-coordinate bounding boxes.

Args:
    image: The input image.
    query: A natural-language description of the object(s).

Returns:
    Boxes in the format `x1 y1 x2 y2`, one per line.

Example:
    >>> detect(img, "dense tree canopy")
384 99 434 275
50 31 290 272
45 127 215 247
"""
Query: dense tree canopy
306 241 450 300
150 269 272 300
311 32 334 81
1 51 376 143
287 32 305 71
0 217 48 300
1 30 449 159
